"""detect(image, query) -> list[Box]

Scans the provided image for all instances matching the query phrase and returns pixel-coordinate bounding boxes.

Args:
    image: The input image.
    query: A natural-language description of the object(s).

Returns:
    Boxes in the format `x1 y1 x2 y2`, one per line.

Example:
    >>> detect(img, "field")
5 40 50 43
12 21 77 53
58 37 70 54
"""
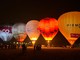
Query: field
0 47 80 60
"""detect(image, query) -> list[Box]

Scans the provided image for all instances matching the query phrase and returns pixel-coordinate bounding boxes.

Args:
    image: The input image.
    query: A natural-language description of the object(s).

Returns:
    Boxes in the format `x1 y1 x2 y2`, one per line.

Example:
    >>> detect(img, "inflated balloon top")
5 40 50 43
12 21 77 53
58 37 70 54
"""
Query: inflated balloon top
58 11 80 45
38 17 58 40
26 20 40 41
0 25 13 41
12 23 27 42
12 23 26 34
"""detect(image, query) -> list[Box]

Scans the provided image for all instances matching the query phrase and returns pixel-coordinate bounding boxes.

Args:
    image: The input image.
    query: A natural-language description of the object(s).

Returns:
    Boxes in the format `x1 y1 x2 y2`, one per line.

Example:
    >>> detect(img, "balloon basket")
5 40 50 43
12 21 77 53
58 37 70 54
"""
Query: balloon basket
70 45 74 48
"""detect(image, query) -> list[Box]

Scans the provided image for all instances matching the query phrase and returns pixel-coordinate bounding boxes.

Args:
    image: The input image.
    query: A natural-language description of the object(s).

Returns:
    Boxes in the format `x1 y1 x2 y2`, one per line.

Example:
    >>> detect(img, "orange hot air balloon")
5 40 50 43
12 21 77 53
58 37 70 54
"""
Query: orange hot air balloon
12 23 27 42
26 20 40 45
58 11 80 46
38 18 58 47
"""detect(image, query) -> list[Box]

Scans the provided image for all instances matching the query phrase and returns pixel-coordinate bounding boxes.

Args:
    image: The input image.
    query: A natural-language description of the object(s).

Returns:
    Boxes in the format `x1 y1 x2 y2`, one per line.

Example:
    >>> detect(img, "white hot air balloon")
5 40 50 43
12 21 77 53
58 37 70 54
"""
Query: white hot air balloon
0 25 13 41
12 23 27 42
26 20 40 45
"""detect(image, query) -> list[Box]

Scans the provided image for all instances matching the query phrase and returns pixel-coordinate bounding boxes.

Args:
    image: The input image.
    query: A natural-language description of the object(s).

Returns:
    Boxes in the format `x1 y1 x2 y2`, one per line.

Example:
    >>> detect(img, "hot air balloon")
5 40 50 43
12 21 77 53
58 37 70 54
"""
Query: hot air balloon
26 20 40 46
12 23 27 42
58 11 80 47
0 25 13 41
38 18 58 47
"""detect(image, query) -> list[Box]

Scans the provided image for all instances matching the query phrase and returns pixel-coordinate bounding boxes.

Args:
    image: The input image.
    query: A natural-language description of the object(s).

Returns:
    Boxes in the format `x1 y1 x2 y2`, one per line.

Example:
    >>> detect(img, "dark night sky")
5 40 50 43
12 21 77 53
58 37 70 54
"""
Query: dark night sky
0 0 80 46
0 0 80 24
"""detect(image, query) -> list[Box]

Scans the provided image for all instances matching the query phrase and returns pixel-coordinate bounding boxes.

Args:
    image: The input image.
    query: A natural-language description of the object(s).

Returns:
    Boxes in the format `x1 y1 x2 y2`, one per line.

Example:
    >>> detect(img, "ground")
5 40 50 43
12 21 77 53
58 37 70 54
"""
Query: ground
0 47 80 60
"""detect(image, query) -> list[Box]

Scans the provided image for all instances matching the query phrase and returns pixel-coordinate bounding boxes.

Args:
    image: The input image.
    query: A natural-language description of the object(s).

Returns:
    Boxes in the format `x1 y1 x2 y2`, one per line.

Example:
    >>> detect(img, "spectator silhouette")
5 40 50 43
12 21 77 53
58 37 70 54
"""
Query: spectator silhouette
34 44 41 52
36 44 41 51
22 44 27 54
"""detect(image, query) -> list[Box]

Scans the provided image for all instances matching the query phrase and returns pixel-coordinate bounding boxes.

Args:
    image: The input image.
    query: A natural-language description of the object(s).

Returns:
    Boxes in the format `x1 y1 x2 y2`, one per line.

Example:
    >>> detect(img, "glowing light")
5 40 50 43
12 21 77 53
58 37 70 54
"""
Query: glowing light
58 11 80 45
32 40 36 46
13 42 15 44
16 42 18 44
31 38 38 40
44 37 53 40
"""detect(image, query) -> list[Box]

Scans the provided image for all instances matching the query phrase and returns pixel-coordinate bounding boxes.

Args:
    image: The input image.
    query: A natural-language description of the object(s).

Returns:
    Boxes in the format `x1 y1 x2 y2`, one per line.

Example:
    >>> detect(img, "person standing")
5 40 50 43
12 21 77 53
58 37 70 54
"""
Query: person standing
22 44 27 54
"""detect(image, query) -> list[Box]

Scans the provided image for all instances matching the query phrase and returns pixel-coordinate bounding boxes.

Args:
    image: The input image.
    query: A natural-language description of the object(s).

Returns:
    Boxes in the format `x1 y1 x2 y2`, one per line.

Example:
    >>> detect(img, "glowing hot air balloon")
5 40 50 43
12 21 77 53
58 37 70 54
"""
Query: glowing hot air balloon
12 23 27 42
0 25 13 41
58 11 80 46
38 18 58 47
26 20 40 45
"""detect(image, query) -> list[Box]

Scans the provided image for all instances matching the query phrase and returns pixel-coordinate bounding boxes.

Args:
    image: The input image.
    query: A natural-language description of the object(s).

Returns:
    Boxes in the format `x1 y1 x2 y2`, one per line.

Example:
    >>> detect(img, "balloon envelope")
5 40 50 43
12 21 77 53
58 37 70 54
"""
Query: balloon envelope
38 18 58 41
26 20 40 41
0 25 13 41
58 11 80 45
12 23 27 42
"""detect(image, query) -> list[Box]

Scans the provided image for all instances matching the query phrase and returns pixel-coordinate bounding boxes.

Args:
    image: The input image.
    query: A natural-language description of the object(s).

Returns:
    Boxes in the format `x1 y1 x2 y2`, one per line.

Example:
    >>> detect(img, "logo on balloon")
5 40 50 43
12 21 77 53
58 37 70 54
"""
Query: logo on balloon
0 26 12 33
70 33 80 38
58 11 80 45
67 24 80 28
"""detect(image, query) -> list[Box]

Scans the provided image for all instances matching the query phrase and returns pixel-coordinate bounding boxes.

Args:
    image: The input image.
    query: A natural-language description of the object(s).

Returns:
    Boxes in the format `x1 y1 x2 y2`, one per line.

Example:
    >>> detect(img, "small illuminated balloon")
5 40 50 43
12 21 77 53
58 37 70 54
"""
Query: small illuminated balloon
12 23 27 42
26 20 40 45
38 18 58 41
0 25 13 41
58 11 80 45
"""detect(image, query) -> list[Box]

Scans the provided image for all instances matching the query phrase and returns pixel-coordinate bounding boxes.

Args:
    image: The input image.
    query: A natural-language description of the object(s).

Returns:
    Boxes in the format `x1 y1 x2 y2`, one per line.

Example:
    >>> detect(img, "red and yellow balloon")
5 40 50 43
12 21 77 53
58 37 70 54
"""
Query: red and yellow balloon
38 18 58 46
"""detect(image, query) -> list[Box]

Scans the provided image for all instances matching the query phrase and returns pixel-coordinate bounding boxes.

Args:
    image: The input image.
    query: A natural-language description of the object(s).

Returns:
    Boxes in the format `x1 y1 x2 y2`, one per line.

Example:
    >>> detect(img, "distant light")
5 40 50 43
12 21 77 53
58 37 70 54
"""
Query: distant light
13 42 15 44
16 42 18 44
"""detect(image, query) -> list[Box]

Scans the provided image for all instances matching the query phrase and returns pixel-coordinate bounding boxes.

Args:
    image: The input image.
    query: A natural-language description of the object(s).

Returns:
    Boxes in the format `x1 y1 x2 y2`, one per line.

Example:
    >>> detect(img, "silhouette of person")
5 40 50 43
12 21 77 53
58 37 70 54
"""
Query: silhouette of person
35 44 41 51
22 44 27 54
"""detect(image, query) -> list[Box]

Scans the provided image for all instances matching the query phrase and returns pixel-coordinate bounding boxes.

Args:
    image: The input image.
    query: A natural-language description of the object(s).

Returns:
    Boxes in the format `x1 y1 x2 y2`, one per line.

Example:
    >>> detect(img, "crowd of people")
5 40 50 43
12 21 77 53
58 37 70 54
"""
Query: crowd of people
0 43 42 51
0 43 16 49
